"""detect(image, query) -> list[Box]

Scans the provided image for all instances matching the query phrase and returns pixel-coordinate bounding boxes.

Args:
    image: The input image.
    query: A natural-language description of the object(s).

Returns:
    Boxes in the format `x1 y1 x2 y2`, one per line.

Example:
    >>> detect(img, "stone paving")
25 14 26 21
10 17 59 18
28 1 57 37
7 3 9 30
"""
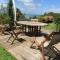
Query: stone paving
0 34 44 60
0 29 60 60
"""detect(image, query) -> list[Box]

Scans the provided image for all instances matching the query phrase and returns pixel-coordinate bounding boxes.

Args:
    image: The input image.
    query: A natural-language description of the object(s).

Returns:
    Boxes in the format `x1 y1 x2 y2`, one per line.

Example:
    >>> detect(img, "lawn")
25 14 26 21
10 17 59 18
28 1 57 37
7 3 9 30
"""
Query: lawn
0 46 16 60
44 23 60 32
45 23 57 30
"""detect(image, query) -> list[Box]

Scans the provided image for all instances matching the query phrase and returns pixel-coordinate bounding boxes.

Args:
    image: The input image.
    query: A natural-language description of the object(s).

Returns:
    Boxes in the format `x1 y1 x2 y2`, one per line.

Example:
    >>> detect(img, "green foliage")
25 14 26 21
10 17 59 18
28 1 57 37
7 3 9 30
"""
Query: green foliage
45 23 56 30
7 0 14 26
37 12 60 23
32 16 37 19
43 12 60 19
45 18 60 31
0 13 10 24
54 18 60 31
54 18 60 24
7 0 26 22
16 8 25 21
0 47 16 60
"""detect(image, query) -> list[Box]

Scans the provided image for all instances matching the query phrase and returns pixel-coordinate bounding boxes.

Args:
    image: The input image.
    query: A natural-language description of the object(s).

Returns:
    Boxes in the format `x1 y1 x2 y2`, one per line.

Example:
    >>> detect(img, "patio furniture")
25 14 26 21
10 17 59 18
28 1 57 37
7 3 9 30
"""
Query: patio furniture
17 21 47 36
6 25 23 45
31 32 60 60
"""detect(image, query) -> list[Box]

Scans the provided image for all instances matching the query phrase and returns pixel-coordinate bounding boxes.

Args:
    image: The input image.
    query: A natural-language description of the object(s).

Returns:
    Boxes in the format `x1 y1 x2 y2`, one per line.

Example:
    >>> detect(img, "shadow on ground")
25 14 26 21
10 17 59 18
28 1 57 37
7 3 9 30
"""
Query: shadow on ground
17 38 26 43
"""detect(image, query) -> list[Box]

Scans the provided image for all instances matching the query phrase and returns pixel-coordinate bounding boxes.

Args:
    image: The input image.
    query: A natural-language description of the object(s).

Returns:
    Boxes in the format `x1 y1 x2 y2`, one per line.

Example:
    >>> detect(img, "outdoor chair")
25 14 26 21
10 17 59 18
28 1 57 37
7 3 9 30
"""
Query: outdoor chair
5 24 23 45
30 32 60 60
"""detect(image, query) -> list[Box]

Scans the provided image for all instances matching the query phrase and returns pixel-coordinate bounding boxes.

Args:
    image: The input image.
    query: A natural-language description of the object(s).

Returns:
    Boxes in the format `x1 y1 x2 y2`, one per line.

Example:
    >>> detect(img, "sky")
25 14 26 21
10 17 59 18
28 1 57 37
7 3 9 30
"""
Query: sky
0 0 60 15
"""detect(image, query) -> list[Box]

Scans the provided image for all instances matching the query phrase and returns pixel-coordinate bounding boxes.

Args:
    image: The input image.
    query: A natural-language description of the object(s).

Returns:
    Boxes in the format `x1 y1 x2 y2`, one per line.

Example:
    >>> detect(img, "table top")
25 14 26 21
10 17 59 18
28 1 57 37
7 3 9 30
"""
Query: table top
17 21 48 26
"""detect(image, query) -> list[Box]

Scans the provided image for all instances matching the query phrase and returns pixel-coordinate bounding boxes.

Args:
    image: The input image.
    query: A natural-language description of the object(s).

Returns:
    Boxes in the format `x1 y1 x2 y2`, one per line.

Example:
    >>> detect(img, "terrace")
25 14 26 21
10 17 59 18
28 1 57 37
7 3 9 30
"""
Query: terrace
0 25 60 60
0 0 60 60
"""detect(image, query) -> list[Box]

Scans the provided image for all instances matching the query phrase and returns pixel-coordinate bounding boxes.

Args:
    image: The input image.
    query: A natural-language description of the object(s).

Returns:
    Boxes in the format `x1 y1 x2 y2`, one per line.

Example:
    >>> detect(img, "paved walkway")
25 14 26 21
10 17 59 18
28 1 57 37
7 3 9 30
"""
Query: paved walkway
8 44 43 60
0 29 60 60
0 34 43 60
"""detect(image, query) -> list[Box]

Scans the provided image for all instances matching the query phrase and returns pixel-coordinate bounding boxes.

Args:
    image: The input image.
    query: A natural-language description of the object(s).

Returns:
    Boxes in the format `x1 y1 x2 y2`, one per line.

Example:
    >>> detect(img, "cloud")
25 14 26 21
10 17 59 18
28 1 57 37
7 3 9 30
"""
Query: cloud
45 5 60 13
41 5 60 14
18 0 42 10
25 3 36 10
19 0 32 3
19 0 35 10
46 8 60 13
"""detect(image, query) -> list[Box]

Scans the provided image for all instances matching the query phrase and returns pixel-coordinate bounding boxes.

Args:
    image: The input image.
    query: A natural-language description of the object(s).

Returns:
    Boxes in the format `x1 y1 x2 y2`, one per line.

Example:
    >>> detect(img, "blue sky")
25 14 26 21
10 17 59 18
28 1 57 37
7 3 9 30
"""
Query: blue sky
0 0 60 15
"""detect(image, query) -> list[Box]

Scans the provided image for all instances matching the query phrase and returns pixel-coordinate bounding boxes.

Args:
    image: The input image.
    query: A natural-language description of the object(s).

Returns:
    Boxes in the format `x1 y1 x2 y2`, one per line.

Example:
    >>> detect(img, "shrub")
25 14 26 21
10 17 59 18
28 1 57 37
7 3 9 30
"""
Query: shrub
54 18 60 31
0 13 10 25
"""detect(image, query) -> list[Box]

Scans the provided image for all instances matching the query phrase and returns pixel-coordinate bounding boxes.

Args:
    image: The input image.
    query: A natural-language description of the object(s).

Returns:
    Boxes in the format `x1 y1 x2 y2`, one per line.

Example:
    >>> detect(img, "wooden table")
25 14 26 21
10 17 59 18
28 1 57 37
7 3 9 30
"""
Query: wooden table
17 21 48 36
17 21 48 60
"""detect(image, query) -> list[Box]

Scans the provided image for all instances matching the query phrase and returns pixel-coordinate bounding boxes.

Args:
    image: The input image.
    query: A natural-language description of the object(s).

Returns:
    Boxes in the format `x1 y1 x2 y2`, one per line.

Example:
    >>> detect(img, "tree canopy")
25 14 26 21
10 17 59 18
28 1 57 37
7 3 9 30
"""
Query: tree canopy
37 12 60 23
16 8 25 21
43 12 60 19
0 13 10 24
7 0 14 27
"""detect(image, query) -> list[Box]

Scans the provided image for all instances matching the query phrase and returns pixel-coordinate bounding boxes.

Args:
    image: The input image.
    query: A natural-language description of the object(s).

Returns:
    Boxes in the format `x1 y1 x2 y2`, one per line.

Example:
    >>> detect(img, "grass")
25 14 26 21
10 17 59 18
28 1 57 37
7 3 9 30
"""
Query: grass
44 23 60 32
0 46 16 60
45 23 57 30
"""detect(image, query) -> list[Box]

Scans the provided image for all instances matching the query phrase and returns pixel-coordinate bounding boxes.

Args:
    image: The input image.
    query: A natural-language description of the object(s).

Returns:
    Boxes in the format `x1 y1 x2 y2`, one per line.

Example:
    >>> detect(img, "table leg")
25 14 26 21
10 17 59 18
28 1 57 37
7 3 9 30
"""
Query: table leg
25 25 26 33
22 25 24 32
34 26 38 36
39 26 41 35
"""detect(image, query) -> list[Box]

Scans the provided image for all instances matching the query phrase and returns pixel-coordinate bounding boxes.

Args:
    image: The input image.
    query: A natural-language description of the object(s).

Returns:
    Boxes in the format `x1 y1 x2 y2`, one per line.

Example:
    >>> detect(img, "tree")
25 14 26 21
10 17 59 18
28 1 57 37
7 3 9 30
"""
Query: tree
43 12 60 19
7 0 14 27
0 13 10 25
54 18 60 32
16 8 25 21
32 16 37 19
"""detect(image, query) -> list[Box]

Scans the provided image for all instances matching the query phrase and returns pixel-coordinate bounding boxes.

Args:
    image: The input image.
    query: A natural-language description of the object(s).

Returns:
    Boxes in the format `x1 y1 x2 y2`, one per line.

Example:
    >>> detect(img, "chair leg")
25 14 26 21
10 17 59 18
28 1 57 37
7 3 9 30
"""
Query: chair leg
7 31 19 45
7 35 12 42
7 33 14 42
41 44 46 60
11 34 18 45
30 39 35 48
11 36 17 45
11 38 15 45
30 42 35 48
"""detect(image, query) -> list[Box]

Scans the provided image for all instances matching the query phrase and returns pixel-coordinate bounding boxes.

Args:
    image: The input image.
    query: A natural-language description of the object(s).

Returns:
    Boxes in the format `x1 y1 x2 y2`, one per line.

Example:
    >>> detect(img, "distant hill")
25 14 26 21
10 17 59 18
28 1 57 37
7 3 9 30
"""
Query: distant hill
43 12 60 19
25 14 40 18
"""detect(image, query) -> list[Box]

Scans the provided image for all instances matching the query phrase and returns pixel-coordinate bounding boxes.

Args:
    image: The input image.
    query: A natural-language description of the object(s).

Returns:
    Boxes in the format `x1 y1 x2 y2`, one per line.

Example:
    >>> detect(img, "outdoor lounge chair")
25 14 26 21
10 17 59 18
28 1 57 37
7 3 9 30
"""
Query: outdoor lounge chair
30 32 60 60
